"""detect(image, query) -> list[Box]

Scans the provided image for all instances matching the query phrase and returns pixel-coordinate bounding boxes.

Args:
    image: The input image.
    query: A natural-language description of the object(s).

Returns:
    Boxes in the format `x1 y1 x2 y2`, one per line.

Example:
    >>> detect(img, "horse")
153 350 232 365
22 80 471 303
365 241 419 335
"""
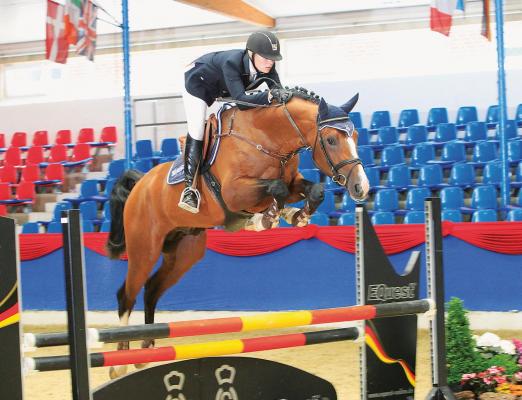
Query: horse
106 88 370 378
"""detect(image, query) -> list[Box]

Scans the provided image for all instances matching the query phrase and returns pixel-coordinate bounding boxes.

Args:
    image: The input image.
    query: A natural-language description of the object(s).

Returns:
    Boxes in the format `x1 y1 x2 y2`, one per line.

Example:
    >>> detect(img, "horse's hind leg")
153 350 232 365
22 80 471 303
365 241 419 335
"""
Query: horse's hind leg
282 176 324 226
134 229 207 369
244 179 290 231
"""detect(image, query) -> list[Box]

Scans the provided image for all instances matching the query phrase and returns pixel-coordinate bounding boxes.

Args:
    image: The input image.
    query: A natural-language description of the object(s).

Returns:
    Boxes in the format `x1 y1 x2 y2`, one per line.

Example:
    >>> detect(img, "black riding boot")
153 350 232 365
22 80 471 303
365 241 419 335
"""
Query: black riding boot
178 135 203 213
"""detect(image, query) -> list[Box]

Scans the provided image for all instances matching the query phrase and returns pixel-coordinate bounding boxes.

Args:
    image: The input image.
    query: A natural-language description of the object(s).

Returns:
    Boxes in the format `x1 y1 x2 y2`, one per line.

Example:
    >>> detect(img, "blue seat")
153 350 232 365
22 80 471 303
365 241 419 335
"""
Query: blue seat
427 107 449 127
358 146 375 167
79 200 98 221
495 120 519 141
104 178 116 197
471 185 497 210
405 187 431 211
456 106 478 126
449 163 476 188
507 209 522 221
441 142 466 165
377 126 399 146
160 138 180 160
404 125 428 146
349 112 363 128
472 209 497 222
316 191 336 214
404 210 425 224
440 186 465 210
398 109 420 128
365 166 384 191
515 162 522 189
374 188 399 212
356 128 369 146
103 200 111 220
310 212 329 226
370 111 391 129
63 179 106 207
442 209 463 222
340 192 357 212
135 139 160 164
486 105 499 125
47 221 62 233
133 159 153 173
107 159 126 179
516 104 522 123
418 164 447 189
508 140 522 165
410 143 436 169
472 141 497 165
299 151 315 170
434 123 457 144
482 161 503 186
100 220 111 232
52 202 72 221
464 121 488 143
301 169 321 183
371 211 395 225
82 220 95 233
380 146 405 169
22 222 39 234
387 164 411 191
338 212 355 225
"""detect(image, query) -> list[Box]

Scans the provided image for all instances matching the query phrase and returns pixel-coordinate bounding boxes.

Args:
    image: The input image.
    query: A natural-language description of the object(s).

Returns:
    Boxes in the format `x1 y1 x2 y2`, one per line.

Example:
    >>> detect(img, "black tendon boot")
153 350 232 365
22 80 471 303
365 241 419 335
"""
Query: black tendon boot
178 135 203 213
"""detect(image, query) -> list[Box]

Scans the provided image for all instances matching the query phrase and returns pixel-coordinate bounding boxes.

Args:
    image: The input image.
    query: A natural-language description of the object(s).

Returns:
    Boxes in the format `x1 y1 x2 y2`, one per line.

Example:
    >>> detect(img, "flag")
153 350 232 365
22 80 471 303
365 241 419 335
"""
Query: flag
77 0 98 61
64 0 84 44
481 0 492 40
430 0 458 36
46 0 69 64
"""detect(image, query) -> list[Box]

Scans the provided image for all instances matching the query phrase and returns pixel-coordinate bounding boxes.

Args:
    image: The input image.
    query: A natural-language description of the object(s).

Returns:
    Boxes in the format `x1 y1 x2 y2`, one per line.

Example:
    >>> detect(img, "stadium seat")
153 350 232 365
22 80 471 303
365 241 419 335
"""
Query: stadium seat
374 188 399 212
449 163 476 188
472 209 497 222
300 169 321 183
0 133 5 151
310 212 329 226
434 123 457 145
442 209 463 222
32 130 50 147
482 161 504 186
135 139 161 165
78 128 95 143
338 212 355 225
65 143 93 168
340 192 356 212
514 162 522 189
370 111 391 129
43 163 65 188
485 105 499 126
48 144 68 163
508 140 522 165
100 220 112 232
417 164 447 189
358 146 376 167
495 120 519 141
507 209 522 222
63 179 106 207
464 121 488 143
299 151 315 170
104 178 116 198
371 211 395 225
404 210 425 224
79 200 98 221
403 125 428 147
380 146 405 169
11 181 35 207
365 166 384 191
4 146 22 166
471 141 497 165
20 164 40 183
440 186 465 210
82 220 95 233
405 187 431 211
440 142 466 165
0 164 18 184
51 202 72 222
398 109 420 128
471 185 497 210
132 159 153 173
516 104 522 124
11 132 27 149
47 221 63 233
316 191 336 215
0 182 11 203
26 146 45 166
376 126 399 147
160 138 181 161
103 200 111 221
356 128 369 146
456 106 478 126
108 159 126 179
410 143 436 169
387 164 412 191
55 129 73 146
0 204 6 216
349 112 363 128
21 222 40 234
427 107 449 128
100 126 118 144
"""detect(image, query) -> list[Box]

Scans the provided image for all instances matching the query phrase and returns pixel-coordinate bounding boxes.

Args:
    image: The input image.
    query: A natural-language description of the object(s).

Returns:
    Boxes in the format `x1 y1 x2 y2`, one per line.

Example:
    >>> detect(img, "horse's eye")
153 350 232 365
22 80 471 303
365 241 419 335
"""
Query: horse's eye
327 137 337 146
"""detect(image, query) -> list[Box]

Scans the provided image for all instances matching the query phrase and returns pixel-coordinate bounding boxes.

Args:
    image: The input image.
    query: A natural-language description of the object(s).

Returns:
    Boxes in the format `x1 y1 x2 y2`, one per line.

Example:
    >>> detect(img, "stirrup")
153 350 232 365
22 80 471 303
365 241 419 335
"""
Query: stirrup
178 186 201 214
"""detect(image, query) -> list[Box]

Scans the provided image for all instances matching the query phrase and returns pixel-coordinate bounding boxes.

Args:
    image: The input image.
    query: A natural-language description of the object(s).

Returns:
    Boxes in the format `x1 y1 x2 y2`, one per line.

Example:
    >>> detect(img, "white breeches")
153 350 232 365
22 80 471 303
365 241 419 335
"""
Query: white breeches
182 87 208 141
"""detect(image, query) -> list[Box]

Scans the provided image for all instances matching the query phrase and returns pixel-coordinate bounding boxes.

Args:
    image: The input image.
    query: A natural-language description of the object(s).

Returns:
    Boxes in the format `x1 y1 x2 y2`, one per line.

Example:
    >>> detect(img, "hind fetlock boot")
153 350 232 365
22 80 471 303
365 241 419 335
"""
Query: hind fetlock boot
178 135 203 213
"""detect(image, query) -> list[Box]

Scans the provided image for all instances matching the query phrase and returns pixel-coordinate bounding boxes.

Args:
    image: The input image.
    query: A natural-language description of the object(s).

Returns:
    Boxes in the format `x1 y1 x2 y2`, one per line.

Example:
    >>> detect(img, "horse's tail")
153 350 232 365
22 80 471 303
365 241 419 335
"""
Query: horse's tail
106 169 144 259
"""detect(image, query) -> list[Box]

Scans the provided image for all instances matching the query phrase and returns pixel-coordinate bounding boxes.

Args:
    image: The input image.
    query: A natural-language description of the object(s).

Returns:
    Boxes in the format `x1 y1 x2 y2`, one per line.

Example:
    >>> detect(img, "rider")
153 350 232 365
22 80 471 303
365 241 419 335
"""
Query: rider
178 30 293 213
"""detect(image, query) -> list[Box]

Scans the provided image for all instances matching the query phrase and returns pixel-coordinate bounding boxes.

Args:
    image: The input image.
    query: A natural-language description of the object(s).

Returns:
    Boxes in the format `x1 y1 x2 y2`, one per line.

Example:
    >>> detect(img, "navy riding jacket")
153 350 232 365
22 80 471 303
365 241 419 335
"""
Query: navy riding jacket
185 49 281 110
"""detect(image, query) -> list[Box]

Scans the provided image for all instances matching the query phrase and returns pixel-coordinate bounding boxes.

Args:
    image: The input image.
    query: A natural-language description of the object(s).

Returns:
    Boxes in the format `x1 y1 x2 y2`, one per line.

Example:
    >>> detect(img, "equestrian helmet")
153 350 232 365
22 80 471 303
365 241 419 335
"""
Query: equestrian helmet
246 31 282 61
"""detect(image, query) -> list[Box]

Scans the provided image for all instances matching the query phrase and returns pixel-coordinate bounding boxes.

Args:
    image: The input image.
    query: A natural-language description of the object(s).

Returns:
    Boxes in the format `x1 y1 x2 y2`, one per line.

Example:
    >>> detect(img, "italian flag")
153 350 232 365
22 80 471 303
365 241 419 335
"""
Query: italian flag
65 0 83 44
430 0 458 36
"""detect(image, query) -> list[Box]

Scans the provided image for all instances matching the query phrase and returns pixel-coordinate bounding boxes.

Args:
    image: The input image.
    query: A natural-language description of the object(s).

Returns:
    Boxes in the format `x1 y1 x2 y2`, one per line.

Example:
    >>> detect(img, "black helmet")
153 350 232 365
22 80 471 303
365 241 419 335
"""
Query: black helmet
246 31 282 61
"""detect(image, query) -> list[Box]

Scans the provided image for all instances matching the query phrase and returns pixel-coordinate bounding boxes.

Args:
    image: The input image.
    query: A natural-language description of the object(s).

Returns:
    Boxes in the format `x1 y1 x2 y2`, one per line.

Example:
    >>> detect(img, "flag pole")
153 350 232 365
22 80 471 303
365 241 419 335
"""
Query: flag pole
121 0 132 169
494 0 510 210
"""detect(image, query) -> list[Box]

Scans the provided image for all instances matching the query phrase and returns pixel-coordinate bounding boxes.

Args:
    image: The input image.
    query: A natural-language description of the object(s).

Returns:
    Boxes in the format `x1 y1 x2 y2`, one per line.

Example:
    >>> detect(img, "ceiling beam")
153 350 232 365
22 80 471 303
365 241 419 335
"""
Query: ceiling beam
175 0 274 27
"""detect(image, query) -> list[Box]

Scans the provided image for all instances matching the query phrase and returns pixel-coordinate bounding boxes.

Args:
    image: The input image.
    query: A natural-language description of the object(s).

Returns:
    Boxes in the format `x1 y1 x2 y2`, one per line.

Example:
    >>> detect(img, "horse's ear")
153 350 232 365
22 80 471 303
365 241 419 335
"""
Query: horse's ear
318 98 329 120
339 93 359 114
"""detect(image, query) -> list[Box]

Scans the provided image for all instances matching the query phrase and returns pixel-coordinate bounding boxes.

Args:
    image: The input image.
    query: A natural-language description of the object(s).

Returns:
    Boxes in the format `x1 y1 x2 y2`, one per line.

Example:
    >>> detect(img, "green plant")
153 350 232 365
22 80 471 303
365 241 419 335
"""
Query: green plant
476 354 520 375
446 297 478 385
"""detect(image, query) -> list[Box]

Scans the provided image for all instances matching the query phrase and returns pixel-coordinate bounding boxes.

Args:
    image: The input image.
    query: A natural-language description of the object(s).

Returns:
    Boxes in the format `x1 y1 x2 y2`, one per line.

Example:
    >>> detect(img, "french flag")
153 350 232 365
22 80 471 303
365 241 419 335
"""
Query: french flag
430 0 458 36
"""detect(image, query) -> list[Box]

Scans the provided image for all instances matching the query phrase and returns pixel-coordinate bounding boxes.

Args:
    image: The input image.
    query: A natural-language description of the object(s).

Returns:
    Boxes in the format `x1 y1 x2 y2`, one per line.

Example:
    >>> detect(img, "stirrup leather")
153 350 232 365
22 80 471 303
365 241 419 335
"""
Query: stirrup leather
178 186 201 213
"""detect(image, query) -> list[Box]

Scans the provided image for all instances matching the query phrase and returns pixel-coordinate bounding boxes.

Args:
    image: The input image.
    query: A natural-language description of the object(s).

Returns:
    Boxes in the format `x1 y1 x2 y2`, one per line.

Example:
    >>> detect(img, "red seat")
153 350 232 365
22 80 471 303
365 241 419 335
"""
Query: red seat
13 181 35 205
0 133 5 149
4 147 22 166
26 146 45 165
48 144 68 163
0 204 6 216
70 143 92 162
11 132 27 148
78 128 95 143
20 164 41 183
0 164 18 184
45 163 64 183
101 126 117 143
55 129 72 145
33 130 49 146
0 182 10 200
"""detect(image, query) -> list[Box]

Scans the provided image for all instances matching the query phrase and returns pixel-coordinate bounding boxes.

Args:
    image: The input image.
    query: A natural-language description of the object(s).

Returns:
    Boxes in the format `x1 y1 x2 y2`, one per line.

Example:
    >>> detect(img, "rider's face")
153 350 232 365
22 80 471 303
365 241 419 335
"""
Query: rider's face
253 54 275 73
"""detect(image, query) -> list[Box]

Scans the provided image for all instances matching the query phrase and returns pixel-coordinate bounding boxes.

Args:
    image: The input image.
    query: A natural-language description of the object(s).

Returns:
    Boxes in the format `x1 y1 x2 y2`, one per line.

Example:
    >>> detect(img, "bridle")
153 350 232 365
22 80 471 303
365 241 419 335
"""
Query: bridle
216 97 363 187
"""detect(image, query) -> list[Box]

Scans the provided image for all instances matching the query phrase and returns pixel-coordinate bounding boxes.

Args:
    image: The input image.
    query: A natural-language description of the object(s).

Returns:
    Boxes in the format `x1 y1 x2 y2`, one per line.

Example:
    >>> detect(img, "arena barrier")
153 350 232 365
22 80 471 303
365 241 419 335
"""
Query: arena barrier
0 199 455 400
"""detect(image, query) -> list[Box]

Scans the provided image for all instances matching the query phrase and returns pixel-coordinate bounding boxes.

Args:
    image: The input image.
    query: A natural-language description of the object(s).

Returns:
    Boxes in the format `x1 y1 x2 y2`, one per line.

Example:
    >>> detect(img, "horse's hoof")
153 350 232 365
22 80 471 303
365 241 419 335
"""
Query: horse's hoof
134 362 149 370
109 365 127 379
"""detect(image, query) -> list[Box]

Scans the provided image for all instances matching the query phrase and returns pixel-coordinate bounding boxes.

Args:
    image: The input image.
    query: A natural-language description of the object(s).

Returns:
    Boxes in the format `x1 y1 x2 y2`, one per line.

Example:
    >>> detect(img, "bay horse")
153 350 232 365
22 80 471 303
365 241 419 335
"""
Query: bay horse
106 88 369 378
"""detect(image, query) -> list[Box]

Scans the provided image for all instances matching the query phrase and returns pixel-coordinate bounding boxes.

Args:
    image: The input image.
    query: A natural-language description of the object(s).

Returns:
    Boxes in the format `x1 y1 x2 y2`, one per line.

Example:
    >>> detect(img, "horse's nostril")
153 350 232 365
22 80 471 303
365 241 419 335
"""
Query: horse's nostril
354 183 362 195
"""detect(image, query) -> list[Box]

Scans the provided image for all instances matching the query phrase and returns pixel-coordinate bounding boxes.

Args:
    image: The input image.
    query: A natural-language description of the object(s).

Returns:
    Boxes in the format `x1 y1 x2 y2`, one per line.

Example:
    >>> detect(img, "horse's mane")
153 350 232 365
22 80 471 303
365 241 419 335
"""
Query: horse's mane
285 86 321 104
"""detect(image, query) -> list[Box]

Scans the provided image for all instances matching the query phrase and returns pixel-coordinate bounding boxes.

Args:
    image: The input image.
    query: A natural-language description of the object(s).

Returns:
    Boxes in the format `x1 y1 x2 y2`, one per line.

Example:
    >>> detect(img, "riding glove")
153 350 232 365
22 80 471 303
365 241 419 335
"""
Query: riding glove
269 88 293 103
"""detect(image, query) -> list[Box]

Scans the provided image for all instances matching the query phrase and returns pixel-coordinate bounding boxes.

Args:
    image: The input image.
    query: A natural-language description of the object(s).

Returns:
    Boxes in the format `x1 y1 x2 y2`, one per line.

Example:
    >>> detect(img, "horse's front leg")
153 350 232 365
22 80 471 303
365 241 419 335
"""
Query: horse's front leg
281 174 324 227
